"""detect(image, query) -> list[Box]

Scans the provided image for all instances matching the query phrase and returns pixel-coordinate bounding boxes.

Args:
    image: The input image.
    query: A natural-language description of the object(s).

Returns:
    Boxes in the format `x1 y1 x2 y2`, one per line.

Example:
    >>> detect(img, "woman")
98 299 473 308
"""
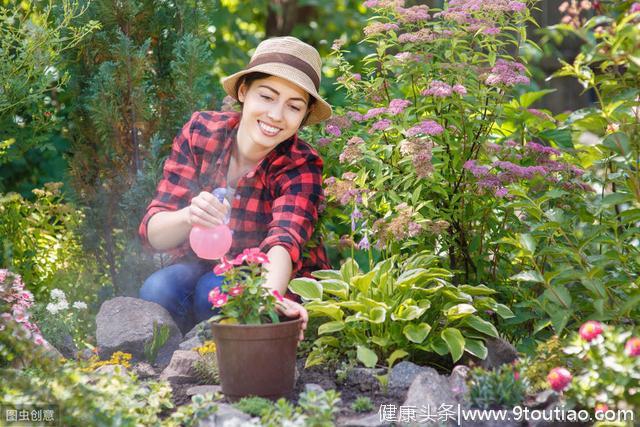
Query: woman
138 36 332 338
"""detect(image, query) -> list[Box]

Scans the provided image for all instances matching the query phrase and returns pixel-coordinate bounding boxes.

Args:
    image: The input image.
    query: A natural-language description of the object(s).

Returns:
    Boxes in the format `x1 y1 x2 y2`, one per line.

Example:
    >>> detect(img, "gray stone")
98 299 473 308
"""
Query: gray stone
179 335 203 351
131 361 157 379
304 383 325 393
159 350 201 384
388 361 430 391
57 332 78 360
196 402 254 427
96 296 182 369
401 369 458 426
449 365 470 401
94 364 128 377
187 385 222 397
345 367 386 392
479 337 518 370
340 412 392 427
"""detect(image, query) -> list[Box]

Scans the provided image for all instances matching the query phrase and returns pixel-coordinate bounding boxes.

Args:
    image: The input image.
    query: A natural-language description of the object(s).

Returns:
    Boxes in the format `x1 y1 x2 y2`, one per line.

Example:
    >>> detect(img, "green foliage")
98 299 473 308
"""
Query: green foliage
234 396 275 417
0 184 105 304
290 250 513 369
520 336 571 393
193 353 220 385
260 389 341 427
467 363 527 410
168 393 218 427
563 324 640 413
144 320 170 364
350 396 373 413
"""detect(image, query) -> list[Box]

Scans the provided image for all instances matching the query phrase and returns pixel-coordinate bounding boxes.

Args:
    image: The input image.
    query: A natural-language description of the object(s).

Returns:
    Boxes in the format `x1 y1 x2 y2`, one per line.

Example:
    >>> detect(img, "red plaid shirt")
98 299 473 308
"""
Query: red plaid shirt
139 111 331 279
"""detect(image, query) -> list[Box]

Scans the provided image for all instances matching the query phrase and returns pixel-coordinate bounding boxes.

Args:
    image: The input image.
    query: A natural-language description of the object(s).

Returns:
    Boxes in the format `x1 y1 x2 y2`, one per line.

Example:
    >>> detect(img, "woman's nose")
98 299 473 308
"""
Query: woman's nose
267 104 284 121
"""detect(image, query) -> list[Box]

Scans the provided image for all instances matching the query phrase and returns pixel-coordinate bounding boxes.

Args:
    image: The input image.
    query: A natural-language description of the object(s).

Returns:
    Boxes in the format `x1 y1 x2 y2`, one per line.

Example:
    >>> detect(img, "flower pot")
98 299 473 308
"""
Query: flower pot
211 317 302 402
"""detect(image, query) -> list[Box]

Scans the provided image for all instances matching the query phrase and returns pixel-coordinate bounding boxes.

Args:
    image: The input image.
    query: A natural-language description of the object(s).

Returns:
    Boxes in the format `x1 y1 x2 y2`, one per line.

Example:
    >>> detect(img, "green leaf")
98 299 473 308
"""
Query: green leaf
510 270 543 283
518 89 556 108
318 320 345 335
581 278 606 299
369 307 386 324
371 336 390 347
464 338 488 360
549 307 571 334
396 268 426 287
519 233 536 254
340 258 360 283
445 303 477 320
543 285 572 307
391 301 430 321
386 349 409 368
357 345 378 368
304 301 344 321
352 269 377 294
304 349 326 368
403 323 432 343
289 278 322 300
441 328 465 362
602 132 630 156
495 303 515 319
462 315 499 338
311 269 342 280
458 285 496 296
320 279 349 299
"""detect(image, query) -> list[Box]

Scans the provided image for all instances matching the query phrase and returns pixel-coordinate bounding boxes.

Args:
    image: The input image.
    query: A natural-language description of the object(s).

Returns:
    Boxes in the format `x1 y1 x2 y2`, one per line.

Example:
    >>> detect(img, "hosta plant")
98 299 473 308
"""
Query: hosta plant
290 250 514 370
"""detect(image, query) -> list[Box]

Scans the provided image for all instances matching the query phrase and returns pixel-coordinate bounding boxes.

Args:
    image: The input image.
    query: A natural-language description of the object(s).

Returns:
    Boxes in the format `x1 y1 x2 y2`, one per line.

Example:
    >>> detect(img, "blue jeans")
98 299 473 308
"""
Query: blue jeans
139 261 224 334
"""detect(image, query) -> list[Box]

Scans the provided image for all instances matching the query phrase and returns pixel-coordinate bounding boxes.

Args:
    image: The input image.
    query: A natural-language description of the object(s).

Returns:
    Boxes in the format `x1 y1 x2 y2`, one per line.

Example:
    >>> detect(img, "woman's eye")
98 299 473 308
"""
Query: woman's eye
260 95 273 101
290 105 301 112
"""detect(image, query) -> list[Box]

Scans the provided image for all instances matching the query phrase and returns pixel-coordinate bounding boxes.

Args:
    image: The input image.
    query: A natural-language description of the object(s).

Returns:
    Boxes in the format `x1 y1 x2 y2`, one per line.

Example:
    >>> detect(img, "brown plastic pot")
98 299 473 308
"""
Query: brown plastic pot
211 317 302 402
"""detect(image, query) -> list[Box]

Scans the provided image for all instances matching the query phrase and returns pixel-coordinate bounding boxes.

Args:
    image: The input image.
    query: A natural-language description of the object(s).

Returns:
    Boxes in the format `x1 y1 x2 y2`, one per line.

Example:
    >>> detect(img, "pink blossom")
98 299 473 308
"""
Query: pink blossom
495 187 509 197
211 293 228 308
397 5 430 23
625 337 640 356
464 160 490 177
234 248 270 265
398 28 434 43
208 287 221 305
363 0 380 7
353 73 362 81
369 119 392 133
347 111 364 121
547 367 572 392
33 333 45 346
272 290 284 302
485 59 530 87
363 107 387 120
526 141 561 156
317 137 331 147
228 285 244 297
388 99 411 115
422 80 453 98
452 84 467 95
363 22 400 36
509 1 526 12
213 257 236 275
483 27 501 35
630 3 640 13
326 124 342 137
406 120 444 137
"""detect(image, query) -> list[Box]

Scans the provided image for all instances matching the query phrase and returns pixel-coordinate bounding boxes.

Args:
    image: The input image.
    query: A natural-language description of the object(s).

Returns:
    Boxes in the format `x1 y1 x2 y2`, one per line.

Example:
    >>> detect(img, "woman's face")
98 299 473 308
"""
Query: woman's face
237 75 310 150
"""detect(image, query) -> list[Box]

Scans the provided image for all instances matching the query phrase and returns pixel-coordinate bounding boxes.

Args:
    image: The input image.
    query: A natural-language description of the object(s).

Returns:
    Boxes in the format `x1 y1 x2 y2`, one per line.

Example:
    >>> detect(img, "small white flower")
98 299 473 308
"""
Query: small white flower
50 289 66 301
72 301 87 310
46 302 60 315
56 300 69 311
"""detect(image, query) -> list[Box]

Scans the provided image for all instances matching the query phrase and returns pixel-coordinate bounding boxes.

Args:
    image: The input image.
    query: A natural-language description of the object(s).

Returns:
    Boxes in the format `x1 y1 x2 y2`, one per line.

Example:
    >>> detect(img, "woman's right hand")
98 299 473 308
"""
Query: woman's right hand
185 191 231 228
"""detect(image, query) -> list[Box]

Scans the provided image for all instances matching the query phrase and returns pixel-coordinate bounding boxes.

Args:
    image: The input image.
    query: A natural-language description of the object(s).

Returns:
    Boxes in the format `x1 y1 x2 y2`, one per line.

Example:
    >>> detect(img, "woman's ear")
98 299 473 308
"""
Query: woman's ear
237 81 248 103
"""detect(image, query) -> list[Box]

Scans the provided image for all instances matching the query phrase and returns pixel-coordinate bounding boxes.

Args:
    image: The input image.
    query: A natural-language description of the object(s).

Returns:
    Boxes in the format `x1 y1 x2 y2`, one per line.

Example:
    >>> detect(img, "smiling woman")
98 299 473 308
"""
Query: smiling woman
137 37 333 334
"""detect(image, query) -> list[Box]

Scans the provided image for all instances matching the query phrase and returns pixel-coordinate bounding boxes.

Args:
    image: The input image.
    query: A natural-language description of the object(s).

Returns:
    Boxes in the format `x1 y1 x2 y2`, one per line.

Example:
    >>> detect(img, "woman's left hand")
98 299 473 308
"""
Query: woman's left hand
275 298 308 342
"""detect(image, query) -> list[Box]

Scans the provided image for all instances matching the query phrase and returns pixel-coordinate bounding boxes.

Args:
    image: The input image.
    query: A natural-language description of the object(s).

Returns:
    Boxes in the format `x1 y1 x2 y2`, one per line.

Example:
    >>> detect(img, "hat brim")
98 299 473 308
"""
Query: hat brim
221 63 332 126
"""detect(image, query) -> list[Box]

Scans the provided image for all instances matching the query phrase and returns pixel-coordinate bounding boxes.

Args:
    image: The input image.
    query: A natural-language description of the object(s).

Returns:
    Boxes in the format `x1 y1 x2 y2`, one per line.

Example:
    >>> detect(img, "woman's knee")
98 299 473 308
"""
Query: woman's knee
139 271 177 306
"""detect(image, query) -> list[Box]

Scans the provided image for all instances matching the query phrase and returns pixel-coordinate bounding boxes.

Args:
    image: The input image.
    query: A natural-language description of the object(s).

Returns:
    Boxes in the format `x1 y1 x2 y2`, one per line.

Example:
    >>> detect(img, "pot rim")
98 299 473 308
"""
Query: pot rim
210 316 303 329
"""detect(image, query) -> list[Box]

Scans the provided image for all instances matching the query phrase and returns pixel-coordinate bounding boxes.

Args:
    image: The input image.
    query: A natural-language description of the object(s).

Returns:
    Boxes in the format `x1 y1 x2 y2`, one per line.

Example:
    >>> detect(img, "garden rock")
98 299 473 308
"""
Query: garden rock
186 385 221 396
159 350 200 384
196 402 253 427
345 367 386 392
478 337 518 370
179 335 203 351
401 369 458 425
96 296 182 368
388 361 429 391
449 365 470 400
94 364 128 378
55 331 78 360
131 361 157 379
304 383 325 393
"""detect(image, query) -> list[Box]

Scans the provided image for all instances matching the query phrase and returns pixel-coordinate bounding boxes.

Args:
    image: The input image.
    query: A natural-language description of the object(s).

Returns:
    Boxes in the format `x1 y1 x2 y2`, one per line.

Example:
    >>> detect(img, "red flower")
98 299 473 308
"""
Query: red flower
228 285 244 297
207 288 221 305
272 290 284 302
578 320 603 342
233 247 270 265
625 337 640 357
547 367 572 392
513 371 520 381
213 256 237 275
594 403 608 415
210 293 228 308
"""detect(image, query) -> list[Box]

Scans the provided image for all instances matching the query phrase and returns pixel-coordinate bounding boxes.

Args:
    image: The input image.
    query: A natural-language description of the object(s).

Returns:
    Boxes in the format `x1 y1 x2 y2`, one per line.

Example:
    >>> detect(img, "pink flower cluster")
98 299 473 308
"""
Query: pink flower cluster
578 320 603 342
325 172 370 206
406 120 444 137
547 367 572 392
369 119 392 133
398 28 435 44
388 98 412 115
631 3 640 14
400 138 434 178
213 247 270 275
363 22 400 36
396 5 430 23
0 270 44 345
485 59 530 86
421 81 467 98
340 136 365 164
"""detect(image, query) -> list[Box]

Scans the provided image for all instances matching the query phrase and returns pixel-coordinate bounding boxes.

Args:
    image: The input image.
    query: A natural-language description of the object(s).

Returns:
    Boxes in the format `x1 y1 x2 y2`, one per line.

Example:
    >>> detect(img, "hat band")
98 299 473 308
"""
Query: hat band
246 52 320 90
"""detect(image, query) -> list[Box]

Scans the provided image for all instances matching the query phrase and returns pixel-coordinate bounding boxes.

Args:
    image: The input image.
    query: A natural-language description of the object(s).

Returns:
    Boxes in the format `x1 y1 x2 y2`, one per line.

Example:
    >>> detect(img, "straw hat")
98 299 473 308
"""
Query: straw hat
221 36 332 126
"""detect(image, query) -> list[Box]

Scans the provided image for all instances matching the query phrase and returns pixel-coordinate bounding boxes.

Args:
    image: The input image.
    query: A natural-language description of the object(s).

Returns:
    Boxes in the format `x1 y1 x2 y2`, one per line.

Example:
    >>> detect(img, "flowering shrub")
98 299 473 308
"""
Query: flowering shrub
316 0 561 284
0 270 47 367
550 323 640 412
467 362 527 409
290 250 513 369
208 248 284 325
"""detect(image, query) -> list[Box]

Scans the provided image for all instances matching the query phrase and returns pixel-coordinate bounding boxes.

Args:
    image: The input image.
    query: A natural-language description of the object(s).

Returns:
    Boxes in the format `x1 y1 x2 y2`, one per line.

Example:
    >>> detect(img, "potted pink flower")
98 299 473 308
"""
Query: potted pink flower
207 248 302 401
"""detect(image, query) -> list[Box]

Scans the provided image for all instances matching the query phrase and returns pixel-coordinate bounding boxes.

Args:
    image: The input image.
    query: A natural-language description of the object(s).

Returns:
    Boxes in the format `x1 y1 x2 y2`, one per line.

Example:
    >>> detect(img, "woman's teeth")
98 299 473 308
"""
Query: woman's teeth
259 121 280 136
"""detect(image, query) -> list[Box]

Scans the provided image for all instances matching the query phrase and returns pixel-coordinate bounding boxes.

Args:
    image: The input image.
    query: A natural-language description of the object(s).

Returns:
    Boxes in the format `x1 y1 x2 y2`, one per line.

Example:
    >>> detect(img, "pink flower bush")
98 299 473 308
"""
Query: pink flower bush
547 367 572 392
578 320 603 342
0 269 45 347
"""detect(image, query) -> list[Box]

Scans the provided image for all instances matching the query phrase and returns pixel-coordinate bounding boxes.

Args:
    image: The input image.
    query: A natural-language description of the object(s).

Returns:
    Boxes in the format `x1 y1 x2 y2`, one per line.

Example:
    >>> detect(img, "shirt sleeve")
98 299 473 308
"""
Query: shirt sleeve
138 112 201 251
259 151 325 277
